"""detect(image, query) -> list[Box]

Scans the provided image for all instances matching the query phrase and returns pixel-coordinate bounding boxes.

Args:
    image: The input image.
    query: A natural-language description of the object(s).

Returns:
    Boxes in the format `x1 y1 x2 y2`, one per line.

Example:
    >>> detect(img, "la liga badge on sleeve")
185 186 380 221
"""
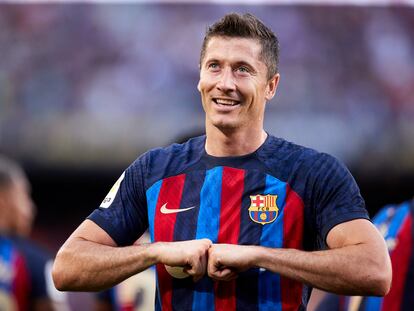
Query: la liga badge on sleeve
248 194 279 225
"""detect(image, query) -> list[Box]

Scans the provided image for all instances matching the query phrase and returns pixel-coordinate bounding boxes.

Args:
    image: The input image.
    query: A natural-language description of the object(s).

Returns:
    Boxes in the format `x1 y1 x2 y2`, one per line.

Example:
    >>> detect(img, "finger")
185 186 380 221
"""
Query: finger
185 255 205 281
209 268 238 281
207 257 219 276
185 263 204 282
223 271 238 281
207 258 226 278
217 267 232 278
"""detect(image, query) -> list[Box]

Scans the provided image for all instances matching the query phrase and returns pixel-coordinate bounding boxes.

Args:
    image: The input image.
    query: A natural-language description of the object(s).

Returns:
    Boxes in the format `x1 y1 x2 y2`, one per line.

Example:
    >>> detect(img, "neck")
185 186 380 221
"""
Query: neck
205 125 267 157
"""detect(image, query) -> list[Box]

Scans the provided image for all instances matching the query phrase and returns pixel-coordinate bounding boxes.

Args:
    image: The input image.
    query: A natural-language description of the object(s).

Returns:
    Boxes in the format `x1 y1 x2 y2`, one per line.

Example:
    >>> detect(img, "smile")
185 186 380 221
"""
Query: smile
213 98 240 106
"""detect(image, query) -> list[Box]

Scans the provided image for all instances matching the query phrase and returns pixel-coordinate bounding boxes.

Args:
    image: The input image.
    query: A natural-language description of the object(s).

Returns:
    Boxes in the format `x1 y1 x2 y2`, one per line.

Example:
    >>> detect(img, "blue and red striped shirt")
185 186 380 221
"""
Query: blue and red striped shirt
89 134 368 310
0 236 30 311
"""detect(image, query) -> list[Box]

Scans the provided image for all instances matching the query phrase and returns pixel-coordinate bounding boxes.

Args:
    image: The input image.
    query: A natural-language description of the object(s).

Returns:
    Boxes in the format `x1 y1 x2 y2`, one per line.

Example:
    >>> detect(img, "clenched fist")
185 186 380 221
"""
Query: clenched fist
208 244 257 281
154 238 212 281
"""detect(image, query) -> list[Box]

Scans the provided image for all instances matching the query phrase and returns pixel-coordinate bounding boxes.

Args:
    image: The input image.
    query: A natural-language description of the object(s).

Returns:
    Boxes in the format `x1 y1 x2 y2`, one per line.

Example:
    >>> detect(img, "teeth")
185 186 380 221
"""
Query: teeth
215 99 238 106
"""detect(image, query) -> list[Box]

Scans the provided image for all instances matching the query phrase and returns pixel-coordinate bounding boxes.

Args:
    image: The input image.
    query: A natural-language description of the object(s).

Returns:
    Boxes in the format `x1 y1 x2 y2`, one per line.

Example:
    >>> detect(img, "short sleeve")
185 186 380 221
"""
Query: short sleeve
17 239 50 300
87 157 148 246
307 153 369 246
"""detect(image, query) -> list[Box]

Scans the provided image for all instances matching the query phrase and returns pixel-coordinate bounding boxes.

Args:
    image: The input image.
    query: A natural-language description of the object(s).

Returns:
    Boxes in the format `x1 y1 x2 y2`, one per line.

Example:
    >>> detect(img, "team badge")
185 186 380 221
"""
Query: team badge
248 194 279 225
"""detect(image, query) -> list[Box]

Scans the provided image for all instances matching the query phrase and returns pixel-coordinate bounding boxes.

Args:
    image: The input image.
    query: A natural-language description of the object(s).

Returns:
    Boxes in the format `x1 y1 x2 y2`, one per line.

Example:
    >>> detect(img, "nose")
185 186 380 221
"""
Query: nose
216 67 236 92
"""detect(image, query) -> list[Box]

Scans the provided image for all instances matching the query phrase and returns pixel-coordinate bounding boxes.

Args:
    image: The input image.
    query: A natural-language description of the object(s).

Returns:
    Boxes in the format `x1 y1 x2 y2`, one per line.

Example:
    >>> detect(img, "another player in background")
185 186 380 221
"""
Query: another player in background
0 236 29 310
312 198 414 311
0 156 68 311
53 13 391 310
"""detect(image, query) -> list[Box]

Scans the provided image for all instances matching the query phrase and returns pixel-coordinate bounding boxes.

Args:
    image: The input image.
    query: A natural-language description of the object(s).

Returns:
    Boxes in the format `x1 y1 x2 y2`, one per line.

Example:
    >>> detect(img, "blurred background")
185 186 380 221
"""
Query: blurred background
0 1 413 257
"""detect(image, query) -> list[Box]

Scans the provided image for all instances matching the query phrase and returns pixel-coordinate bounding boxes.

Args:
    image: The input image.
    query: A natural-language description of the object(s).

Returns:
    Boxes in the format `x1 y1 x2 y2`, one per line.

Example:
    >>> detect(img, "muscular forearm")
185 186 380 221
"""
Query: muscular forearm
254 243 391 296
208 219 391 296
53 232 212 291
53 238 156 291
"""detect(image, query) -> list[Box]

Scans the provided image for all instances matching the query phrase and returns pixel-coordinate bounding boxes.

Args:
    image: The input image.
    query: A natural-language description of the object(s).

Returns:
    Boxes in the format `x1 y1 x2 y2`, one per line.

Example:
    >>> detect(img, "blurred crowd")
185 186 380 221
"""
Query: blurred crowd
0 4 413 174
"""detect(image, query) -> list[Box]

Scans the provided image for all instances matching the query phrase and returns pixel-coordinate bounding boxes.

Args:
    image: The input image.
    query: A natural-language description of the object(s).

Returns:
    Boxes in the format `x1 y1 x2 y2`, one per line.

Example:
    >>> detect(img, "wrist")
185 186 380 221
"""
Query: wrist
247 245 262 268
252 246 276 270
145 241 166 265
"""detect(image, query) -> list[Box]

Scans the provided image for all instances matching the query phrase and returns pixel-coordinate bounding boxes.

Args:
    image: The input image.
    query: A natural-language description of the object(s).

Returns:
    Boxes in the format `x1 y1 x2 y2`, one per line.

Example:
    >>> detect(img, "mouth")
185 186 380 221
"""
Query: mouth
213 98 240 107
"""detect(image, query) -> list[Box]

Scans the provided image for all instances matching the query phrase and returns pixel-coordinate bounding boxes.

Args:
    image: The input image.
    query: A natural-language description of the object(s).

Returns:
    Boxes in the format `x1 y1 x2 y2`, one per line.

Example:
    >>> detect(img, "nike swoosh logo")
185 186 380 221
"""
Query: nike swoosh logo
160 203 196 214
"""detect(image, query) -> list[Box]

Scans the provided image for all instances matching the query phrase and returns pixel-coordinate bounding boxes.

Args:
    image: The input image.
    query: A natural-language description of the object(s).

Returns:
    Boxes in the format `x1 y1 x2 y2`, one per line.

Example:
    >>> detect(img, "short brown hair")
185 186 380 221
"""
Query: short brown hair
200 13 280 79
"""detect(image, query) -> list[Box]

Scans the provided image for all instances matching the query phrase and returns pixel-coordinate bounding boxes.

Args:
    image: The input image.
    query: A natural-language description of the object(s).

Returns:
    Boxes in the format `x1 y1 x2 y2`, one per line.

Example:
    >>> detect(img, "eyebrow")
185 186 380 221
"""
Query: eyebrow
233 60 257 72
204 58 258 73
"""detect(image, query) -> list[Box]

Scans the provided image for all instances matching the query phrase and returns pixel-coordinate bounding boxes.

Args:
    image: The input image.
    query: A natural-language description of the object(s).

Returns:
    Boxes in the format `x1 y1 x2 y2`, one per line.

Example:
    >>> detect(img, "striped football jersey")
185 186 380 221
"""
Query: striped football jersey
89 134 368 311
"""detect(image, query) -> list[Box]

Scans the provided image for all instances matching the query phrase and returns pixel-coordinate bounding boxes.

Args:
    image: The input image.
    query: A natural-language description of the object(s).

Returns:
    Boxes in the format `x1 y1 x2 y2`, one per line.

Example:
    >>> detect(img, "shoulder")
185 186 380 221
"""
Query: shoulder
259 135 343 177
258 135 360 210
141 135 205 163
128 135 206 189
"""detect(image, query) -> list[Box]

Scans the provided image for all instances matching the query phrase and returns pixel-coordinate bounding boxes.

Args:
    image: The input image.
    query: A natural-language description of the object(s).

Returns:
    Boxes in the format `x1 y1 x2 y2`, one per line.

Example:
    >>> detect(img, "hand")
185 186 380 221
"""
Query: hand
154 239 212 282
208 244 256 281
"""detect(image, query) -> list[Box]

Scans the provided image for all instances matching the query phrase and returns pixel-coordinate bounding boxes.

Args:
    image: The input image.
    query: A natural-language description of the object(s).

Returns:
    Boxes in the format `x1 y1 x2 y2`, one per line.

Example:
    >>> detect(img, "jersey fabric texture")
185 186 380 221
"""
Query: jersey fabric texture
315 199 414 311
0 236 30 311
11 236 54 306
88 134 368 311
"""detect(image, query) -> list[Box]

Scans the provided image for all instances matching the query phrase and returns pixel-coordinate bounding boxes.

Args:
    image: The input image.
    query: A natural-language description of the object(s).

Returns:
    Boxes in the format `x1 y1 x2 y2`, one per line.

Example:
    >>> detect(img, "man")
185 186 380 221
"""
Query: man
0 156 68 311
52 13 391 310
312 198 414 311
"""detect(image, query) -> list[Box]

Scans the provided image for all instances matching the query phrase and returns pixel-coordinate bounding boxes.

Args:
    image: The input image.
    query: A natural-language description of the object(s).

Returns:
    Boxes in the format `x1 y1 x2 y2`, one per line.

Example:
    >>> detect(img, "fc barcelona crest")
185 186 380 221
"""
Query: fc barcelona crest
248 195 279 225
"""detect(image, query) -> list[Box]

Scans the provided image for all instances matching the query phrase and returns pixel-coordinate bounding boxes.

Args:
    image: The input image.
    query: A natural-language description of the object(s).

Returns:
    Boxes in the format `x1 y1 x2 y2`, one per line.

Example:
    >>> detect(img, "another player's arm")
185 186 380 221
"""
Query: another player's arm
52 220 211 291
208 218 391 296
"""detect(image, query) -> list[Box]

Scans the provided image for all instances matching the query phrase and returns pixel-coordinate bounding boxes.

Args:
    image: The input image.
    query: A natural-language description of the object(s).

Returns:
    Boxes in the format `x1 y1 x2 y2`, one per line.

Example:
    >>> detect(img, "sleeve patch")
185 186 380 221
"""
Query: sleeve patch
100 172 125 208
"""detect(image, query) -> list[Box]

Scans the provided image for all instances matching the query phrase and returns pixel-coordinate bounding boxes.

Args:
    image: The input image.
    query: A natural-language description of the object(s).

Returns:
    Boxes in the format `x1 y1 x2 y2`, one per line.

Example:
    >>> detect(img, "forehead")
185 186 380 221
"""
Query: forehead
203 36 263 65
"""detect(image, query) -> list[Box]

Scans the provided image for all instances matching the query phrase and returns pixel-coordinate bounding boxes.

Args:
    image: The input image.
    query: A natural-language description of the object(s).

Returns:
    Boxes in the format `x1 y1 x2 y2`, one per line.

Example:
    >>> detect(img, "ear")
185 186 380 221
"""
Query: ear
197 79 201 93
0 189 9 213
265 73 280 101
0 187 7 203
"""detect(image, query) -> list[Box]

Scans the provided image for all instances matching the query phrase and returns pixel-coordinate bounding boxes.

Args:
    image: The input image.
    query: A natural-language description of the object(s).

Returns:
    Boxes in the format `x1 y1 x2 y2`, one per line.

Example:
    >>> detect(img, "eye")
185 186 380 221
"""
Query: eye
207 62 219 70
236 66 250 74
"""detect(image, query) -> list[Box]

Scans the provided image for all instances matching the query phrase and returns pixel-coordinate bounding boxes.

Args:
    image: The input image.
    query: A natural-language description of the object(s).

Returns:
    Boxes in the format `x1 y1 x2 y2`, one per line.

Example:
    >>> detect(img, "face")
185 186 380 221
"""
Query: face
198 36 279 132
0 178 35 237
12 178 35 237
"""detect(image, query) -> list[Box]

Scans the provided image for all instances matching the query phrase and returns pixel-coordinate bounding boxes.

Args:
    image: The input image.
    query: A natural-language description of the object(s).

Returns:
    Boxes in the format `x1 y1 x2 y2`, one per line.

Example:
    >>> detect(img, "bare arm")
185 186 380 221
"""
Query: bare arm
208 219 392 296
52 220 211 291
52 220 156 291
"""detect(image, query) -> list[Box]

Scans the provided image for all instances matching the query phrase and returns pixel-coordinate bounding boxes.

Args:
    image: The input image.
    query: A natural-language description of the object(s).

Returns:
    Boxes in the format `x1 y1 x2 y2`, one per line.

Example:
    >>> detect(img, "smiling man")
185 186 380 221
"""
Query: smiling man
53 13 391 310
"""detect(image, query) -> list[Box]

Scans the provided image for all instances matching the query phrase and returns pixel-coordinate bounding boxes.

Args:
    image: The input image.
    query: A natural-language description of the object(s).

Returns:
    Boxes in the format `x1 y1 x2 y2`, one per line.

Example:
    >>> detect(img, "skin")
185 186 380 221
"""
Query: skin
10 178 35 237
199 37 391 295
198 36 279 156
0 176 57 311
0 177 35 237
207 219 390 295
53 220 211 290
53 36 391 297
0 187 15 234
